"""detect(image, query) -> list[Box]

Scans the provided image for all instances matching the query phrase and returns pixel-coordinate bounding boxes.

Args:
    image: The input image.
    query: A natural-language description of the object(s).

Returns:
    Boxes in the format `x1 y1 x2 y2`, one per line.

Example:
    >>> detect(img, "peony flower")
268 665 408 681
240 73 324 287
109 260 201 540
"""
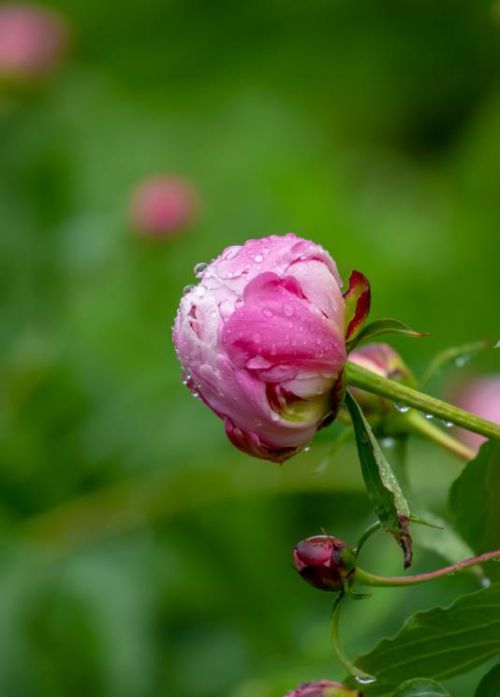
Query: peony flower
347 343 415 417
0 4 68 78
173 234 368 462
284 679 362 697
130 175 198 237
293 535 356 591
452 375 500 451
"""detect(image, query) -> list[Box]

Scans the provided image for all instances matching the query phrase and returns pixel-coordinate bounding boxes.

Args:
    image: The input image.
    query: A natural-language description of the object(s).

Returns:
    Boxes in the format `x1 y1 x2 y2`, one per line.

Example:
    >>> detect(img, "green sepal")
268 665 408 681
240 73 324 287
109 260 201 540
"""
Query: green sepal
344 390 413 568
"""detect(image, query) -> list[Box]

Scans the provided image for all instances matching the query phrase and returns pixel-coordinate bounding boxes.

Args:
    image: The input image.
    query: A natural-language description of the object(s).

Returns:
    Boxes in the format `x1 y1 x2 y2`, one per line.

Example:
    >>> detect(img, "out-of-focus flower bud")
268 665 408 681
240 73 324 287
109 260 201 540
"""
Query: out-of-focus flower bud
173 234 350 462
293 535 356 591
452 375 500 451
0 4 68 79
348 343 415 416
284 679 362 697
129 175 199 238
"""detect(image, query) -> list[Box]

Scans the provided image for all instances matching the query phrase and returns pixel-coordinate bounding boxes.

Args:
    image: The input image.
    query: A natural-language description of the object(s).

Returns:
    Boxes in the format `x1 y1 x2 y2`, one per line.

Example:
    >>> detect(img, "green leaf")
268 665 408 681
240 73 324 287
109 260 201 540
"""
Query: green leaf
420 340 489 387
343 270 371 344
344 391 412 568
474 663 500 697
412 509 485 581
393 677 450 696
347 318 426 351
448 441 500 580
349 584 500 695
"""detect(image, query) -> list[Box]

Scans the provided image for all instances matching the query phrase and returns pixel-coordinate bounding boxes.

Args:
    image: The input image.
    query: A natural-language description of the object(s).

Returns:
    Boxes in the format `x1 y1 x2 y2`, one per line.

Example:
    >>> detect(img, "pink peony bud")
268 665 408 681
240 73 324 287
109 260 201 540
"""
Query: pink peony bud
130 175 199 237
452 375 500 451
173 234 348 462
347 343 415 416
293 535 356 591
284 679 362 697
0 4 68 79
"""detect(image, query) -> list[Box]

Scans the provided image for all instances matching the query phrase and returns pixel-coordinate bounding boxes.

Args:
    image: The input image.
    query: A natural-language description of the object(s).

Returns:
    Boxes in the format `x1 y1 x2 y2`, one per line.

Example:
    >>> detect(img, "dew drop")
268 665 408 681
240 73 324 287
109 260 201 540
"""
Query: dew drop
253 254 264 263
381 437 395 448
355 675 377 686
394 403 410 414
283 303 293 317
424 413 434 420
194 262 208 277
194 285 206 297
481 577 492 588
442 420 453 429
182 284 195 295
253 333 262 344
223 245 242 261
304 446 311 453
455 355 470 368
263 308 273 318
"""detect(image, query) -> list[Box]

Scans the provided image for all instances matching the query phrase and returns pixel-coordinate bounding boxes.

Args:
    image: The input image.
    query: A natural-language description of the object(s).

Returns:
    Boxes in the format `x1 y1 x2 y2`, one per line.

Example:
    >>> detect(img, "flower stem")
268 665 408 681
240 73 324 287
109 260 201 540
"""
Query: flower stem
330 594 375 683
354 548 500 587
403 410 476 462
345 361 500 442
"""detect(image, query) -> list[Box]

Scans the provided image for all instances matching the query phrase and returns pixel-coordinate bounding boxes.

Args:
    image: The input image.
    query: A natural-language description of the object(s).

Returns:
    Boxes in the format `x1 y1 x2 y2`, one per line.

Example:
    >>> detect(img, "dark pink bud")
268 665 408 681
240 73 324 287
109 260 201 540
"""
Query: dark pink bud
0 4 68 79
284 679 362 697
130 175 199 237
293 535 356 592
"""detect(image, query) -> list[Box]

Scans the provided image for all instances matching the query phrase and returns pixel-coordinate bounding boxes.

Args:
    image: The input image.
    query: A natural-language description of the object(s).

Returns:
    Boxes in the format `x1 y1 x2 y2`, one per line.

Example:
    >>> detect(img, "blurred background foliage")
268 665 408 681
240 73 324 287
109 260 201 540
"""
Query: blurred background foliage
1 1 500 695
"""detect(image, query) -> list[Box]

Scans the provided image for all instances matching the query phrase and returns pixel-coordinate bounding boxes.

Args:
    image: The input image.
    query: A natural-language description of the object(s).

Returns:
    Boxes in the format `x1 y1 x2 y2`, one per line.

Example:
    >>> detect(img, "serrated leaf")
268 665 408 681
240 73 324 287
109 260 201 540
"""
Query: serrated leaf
348 584 500 695
393 677 449 696
448 441 500 580
343 271 371 343
474 663 500 697
348 318 427 351
344 391 412 567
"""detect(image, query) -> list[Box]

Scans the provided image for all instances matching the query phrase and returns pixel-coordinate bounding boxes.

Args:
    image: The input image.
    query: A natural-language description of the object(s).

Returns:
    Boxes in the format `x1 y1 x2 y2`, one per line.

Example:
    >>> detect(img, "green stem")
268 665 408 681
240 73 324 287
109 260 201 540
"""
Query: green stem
330 594 375 683
345 361 500 442
403 410 476 462
355 548 500 587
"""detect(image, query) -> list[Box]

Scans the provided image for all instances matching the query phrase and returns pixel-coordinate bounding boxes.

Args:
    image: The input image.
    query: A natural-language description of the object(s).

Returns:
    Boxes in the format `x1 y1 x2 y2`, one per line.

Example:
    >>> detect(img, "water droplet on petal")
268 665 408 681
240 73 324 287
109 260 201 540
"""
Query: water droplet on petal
263 308 273 318
194 285 206 297
223 245 242 260
253 254 264 263
183 284 195 295
283 303 293 317
194 262 208 277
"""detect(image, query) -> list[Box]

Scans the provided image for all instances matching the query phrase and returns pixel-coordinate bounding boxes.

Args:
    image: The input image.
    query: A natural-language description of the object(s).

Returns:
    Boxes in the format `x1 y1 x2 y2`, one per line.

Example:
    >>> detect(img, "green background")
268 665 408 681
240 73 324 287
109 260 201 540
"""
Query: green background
1 1 499 695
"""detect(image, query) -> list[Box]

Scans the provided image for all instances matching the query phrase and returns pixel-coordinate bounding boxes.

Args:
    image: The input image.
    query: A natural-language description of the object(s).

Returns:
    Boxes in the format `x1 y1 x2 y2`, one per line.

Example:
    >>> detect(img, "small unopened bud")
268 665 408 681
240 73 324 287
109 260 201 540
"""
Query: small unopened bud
129 175 199 237
451 375 500 451
293 535 356 592
348 343 415 417
284 679 362 697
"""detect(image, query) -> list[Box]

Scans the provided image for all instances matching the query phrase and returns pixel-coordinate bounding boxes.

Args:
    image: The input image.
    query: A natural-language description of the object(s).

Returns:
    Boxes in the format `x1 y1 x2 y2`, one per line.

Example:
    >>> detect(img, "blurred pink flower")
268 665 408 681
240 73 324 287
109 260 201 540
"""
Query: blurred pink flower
0 4 68 78
130 175 199 237
284 680 362 697
173 234 348 462
453 375 500 451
